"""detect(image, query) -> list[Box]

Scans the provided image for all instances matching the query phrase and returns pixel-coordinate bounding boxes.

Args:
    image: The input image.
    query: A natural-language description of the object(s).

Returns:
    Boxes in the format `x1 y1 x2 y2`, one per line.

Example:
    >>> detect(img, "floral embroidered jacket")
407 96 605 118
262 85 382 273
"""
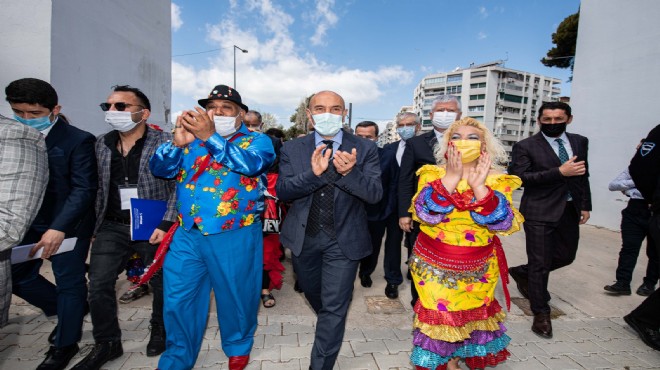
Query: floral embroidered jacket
149 124 275 235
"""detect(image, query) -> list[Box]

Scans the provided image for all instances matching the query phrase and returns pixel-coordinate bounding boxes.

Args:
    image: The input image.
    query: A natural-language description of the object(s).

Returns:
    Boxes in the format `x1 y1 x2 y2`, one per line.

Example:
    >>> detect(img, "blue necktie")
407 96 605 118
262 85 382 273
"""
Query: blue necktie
555 138 569 164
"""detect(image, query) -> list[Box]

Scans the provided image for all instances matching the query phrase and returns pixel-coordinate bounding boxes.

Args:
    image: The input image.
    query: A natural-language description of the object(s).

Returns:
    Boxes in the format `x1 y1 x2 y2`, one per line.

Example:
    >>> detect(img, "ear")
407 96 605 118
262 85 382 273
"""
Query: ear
141 108 151 122
566 115 573 124
52 105 62 117
306 108 314 124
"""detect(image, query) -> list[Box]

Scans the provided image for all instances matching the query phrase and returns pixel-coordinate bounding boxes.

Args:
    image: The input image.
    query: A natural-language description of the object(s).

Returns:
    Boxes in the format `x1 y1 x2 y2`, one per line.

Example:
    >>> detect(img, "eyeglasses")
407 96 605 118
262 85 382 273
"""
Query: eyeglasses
99 102 144 112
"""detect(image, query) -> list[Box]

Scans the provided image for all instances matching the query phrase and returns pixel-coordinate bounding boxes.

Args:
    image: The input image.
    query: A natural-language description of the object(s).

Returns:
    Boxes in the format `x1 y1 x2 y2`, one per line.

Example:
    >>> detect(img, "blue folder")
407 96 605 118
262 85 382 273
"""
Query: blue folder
130 198 167 241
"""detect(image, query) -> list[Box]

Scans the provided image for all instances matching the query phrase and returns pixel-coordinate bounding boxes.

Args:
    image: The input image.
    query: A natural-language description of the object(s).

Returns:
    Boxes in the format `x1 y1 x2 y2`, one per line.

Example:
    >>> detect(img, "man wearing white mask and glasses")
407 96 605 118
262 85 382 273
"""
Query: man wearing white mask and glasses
397 94 461 306
277 90 382 370
72 85 177 370
150 84 275 370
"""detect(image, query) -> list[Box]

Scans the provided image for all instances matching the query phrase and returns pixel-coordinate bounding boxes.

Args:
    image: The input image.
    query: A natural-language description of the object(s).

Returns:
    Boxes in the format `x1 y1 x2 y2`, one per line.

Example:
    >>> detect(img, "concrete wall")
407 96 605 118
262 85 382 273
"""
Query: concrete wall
0 0 52 107
570 0 660 230
0 0 171 136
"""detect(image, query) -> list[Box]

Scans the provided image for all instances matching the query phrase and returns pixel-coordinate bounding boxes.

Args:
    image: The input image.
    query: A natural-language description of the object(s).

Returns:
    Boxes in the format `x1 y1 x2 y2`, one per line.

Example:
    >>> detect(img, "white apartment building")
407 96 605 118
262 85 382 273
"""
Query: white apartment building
412 61 561 156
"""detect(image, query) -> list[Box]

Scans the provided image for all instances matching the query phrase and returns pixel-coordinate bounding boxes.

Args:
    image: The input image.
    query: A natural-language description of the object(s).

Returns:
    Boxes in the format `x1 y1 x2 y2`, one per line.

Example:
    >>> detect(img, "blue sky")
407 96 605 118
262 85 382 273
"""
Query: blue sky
171 0 580 128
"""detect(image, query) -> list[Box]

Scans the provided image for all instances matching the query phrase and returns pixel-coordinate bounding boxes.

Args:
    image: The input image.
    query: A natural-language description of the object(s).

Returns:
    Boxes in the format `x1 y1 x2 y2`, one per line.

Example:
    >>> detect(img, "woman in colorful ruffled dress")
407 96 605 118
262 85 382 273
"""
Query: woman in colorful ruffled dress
409 117 524 370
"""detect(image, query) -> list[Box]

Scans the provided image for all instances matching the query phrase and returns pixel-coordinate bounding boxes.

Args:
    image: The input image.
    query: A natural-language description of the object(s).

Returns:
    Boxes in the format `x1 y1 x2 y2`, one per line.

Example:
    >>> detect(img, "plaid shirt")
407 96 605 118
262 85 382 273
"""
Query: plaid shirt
0 116 49 327
94 125 176 234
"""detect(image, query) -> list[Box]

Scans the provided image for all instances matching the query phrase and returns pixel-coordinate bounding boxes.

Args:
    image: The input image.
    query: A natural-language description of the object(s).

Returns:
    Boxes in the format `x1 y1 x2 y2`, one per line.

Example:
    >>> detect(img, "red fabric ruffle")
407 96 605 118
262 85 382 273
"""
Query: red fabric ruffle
414 300 503 326
414 348 510 370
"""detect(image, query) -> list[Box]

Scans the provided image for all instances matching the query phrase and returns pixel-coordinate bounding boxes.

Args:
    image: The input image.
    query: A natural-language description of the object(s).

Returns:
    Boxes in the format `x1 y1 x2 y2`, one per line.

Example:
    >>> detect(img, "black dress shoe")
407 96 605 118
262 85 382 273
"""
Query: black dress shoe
48 326 57 344
531 313 553 339
624 314 660 351
294 280 303 293
509 267 529 299
636 283 656 296
37 344 79 370
360 275 373 288
385 283 399 299
71 341 123 370
604 282 632 295
147 322 166 357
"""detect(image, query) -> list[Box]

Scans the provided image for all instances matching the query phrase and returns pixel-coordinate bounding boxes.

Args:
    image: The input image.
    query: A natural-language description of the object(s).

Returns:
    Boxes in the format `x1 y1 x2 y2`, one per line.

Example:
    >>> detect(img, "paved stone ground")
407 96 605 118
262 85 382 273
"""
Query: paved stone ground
1 191 660 369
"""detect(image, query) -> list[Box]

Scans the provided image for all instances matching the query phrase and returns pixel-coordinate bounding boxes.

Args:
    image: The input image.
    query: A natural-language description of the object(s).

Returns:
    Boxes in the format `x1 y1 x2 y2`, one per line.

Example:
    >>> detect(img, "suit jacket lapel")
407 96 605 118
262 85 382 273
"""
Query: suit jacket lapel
424 131 437 151
45 119 66 149
533 133 562 167
566 133 581 159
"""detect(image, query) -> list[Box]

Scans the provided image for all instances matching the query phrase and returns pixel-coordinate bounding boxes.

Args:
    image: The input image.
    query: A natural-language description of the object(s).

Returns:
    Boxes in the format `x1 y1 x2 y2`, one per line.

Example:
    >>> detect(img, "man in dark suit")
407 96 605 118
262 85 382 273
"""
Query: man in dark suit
353 121 400 298
397 95 461 305
625 124 660 351
277 91 382 370
6 78 97 370
508 101 592 339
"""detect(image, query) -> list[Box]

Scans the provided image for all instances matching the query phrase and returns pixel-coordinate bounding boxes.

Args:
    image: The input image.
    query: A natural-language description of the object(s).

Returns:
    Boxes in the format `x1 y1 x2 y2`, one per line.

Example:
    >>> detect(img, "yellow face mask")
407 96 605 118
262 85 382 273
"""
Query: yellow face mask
452 140 482 163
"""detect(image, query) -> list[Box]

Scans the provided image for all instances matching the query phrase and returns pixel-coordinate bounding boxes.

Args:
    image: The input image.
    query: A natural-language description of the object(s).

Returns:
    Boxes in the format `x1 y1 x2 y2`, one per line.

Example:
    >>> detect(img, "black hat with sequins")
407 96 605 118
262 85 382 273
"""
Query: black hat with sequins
197 85 248 112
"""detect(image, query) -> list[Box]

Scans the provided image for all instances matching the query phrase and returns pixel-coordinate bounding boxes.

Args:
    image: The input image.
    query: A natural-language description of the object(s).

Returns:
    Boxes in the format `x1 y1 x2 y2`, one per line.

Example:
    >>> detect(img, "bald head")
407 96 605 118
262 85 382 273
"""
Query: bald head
308 91 345 111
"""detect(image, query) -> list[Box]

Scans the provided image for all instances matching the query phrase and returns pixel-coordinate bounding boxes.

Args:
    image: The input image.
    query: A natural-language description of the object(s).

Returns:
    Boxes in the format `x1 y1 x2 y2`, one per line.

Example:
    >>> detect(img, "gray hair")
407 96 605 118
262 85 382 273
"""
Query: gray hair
431 95 461 112
396 112 420 125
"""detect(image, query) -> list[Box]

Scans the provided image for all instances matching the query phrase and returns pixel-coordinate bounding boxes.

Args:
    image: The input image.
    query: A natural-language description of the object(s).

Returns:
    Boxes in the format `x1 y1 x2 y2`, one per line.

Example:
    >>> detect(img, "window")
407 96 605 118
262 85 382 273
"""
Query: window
469 105 485 112
425 77 445 85
446 85 462 94
499 93 525 103
470 82 487 88
447 74 462 83
471 70 487 78
470 94 486 100
472 116 484 122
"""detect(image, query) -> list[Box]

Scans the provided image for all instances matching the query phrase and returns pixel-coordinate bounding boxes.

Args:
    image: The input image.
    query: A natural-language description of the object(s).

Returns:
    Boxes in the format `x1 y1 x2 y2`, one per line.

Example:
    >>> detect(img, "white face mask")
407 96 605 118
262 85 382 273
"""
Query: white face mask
431 111 457 130
105 111 140 132
214 115 238 137
312 113 343 136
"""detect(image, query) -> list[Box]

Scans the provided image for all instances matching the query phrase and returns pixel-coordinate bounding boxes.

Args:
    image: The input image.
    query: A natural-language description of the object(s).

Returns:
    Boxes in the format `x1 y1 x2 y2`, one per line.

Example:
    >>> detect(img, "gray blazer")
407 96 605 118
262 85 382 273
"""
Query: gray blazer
276 133 383 260
94 125 177 234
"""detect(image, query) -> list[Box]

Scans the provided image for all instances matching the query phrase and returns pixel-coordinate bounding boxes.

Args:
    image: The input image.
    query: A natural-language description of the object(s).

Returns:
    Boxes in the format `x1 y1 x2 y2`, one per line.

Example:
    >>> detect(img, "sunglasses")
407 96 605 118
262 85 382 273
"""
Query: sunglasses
99 102 144 112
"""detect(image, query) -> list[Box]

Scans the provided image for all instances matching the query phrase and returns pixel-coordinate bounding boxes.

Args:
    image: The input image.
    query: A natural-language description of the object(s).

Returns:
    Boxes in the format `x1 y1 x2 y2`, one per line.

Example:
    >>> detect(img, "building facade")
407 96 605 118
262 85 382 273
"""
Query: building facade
0 0 171 135
412 61 561 156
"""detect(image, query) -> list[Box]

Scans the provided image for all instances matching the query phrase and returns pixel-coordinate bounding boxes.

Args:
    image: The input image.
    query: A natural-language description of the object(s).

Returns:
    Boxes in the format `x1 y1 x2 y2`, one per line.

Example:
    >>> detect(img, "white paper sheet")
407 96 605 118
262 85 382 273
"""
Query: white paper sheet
10 238 78 264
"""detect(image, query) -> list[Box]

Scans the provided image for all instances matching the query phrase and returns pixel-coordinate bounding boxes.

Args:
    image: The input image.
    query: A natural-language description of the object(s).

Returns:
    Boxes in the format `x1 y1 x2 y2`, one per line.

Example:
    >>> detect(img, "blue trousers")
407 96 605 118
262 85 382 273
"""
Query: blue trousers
158 224 262 370
12 236 90 347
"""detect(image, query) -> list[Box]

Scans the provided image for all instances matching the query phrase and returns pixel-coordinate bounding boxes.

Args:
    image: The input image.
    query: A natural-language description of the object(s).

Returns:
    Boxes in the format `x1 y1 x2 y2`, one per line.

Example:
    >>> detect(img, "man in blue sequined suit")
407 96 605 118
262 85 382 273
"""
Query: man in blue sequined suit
150 85 274 370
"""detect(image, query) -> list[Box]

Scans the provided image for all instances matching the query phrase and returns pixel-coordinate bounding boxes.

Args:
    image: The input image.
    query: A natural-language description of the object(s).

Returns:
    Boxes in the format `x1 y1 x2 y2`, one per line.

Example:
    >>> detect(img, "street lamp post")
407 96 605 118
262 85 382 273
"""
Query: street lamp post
233 45 248 89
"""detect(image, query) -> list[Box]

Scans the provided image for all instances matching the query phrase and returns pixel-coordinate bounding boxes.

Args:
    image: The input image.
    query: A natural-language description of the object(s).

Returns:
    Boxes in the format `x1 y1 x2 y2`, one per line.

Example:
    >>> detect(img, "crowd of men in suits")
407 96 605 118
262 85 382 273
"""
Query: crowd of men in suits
0 78 659 370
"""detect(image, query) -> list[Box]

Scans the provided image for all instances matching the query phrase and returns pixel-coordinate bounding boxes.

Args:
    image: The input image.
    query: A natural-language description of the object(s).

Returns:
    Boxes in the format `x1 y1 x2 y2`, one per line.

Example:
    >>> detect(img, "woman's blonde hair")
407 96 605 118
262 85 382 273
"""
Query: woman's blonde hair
433 117 508 170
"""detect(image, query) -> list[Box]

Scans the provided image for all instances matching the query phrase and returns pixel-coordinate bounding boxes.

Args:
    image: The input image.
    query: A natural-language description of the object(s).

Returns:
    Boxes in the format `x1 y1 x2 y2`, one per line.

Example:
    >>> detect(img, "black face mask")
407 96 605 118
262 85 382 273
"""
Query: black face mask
540 122 567 137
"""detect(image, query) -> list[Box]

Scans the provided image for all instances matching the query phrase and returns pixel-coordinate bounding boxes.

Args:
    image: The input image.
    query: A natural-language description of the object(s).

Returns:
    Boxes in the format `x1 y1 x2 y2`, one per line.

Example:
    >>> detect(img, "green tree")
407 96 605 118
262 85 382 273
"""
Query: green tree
261 112 282 131
289 95 314 132
284 125 304 140
541 10 579 80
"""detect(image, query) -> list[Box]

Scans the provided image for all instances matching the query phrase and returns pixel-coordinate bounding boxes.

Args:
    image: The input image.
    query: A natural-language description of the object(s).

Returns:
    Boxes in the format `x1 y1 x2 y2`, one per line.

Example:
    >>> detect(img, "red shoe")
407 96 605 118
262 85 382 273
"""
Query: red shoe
228 355 250 370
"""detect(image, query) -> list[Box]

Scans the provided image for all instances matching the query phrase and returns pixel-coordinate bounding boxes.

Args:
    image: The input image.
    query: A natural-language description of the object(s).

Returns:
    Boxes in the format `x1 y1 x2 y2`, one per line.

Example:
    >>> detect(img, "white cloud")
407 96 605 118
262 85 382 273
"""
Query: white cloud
308 0 338 46
171 0 412 123
478 32 487 40
479 6 488 18
171 3 183 31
